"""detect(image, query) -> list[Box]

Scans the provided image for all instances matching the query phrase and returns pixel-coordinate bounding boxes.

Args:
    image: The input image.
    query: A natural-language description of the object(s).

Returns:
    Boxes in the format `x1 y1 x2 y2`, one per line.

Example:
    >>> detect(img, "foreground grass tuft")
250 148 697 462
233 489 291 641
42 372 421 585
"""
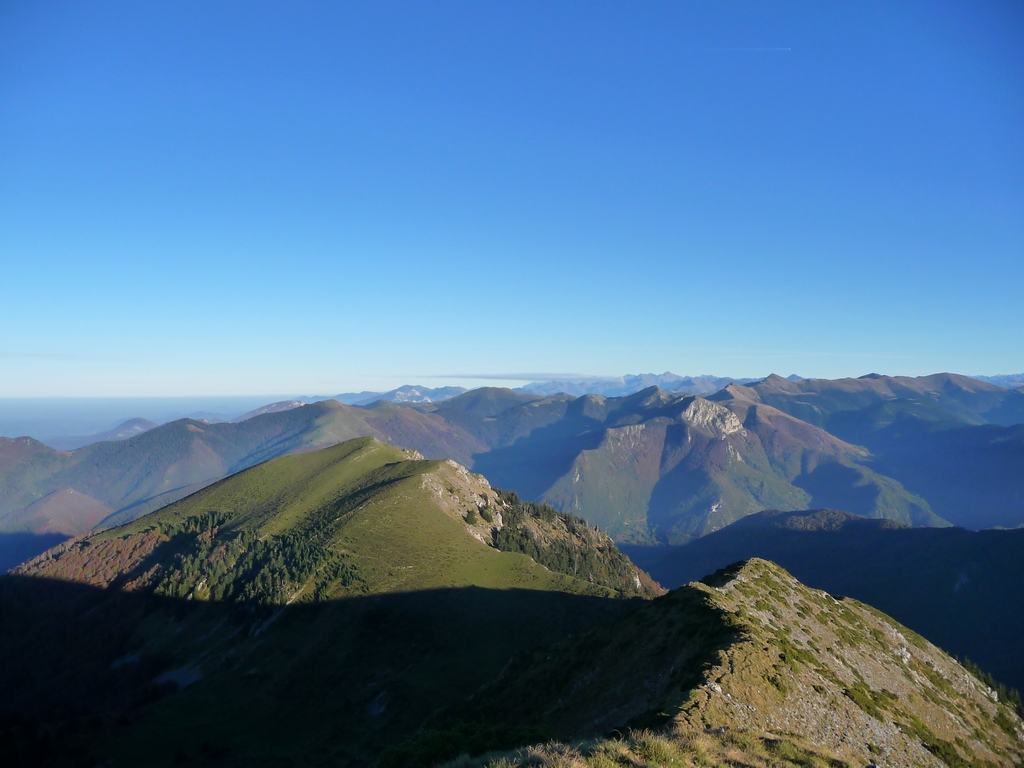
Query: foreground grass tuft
435 727 851 768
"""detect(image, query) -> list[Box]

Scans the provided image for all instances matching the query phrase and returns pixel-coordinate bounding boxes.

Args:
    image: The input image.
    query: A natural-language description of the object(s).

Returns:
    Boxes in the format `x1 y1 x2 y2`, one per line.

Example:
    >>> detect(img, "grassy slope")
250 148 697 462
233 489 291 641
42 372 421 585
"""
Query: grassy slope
69 438 622 598
626 509 1024 691
5 438 652 766
418 559 1024 768
0 400 484 540
1 381 963 554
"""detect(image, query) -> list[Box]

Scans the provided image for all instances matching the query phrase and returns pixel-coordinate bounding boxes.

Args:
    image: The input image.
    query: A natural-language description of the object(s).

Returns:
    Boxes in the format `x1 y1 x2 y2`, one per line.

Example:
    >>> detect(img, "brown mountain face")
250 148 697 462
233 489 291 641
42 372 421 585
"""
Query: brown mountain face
473 388 942 542
712 373 1024 529
5 488 113 536
1 384 948 565
7 372 1017 565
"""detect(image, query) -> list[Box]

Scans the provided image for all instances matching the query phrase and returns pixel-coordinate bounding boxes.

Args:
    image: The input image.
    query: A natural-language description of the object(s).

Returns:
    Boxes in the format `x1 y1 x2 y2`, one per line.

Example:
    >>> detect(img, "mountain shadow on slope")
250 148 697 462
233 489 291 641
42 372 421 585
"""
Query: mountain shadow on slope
0 574 633 768
861 422 1024 529
0 437 665 765
0 531 71 572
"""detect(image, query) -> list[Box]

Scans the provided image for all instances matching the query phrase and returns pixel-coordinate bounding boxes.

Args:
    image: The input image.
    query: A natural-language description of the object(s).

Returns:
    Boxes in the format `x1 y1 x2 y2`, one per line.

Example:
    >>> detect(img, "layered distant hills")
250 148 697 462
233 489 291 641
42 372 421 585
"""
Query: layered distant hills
515 372 759 397
333 384 469 406
3 372 1023 570
0 399 483 567
456 386 943 541
974 373 1024 389
44 418 159 452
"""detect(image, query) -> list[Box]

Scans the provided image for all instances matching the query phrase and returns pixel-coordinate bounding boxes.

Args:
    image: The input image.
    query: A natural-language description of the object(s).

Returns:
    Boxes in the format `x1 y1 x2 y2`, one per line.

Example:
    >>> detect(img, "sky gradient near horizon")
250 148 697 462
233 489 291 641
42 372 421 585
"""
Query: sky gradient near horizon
2 1 1022 396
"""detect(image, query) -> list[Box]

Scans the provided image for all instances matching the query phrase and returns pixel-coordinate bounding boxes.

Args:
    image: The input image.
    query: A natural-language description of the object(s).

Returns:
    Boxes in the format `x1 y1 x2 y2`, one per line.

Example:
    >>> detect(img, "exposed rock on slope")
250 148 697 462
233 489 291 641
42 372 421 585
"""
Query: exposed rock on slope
626 509 1024 692
15 438 655 599
1 379 967 563
510 388 941 542
453 559 1023 768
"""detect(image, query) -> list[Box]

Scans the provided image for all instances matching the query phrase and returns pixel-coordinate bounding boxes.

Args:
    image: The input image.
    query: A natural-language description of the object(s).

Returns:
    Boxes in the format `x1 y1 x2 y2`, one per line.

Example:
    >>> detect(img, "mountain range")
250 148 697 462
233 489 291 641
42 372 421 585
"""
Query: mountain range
333 384 469 406
515 373 759 397
3 437 1020 767
974 373 1024 389
710 373 1024 529
3 372 1023 571
44 418 159 452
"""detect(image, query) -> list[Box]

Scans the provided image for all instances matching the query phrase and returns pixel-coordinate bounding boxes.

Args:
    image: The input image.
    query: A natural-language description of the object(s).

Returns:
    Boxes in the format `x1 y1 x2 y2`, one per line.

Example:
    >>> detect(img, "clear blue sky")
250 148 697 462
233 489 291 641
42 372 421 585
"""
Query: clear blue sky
2 1 1022 396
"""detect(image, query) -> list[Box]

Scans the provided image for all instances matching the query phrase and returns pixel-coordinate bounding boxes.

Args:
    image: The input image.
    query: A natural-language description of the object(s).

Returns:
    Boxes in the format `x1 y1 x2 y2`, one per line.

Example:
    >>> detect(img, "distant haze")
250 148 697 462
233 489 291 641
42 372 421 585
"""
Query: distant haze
3 370 1021 444
0 397 286 440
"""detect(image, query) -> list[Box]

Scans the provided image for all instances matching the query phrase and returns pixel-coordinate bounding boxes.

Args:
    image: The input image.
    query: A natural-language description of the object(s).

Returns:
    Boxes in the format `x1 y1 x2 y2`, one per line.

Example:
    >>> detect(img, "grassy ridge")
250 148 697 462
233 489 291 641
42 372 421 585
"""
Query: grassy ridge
5 437 660 765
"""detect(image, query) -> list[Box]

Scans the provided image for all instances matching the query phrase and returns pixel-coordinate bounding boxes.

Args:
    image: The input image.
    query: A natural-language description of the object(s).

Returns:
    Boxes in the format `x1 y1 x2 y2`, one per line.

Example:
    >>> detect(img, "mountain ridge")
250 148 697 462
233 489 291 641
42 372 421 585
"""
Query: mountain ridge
0 437 660 765
391 558 1024 768
623 508 1024 691
4 371 1021 570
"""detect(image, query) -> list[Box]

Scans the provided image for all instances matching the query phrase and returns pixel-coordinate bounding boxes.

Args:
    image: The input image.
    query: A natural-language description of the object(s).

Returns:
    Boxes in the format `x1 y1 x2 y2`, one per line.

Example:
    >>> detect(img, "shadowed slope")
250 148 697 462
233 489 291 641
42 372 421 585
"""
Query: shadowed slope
473 388 941 542
18 437 655 599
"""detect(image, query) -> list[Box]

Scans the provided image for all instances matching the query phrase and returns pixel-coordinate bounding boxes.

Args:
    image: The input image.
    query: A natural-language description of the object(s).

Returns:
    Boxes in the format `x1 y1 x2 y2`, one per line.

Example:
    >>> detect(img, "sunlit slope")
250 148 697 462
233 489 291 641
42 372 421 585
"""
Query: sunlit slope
0 400 484 543
28 437 634 598
417 559 1024 768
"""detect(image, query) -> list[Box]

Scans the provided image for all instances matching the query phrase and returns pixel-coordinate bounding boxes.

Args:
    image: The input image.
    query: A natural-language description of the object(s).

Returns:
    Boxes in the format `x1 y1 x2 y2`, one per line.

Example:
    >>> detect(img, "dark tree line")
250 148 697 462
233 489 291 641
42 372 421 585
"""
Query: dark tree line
492 489 647 597
152 513 358 605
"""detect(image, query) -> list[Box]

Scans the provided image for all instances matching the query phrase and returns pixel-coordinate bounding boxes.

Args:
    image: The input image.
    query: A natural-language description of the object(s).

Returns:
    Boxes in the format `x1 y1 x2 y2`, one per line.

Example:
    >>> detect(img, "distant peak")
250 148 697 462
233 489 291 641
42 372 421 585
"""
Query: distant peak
314 399 346 411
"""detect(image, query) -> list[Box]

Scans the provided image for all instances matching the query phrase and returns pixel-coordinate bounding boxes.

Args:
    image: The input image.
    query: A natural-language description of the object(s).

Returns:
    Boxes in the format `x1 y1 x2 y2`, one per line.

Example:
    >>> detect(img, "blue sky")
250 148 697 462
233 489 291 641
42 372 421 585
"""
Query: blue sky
2 1 1022 396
